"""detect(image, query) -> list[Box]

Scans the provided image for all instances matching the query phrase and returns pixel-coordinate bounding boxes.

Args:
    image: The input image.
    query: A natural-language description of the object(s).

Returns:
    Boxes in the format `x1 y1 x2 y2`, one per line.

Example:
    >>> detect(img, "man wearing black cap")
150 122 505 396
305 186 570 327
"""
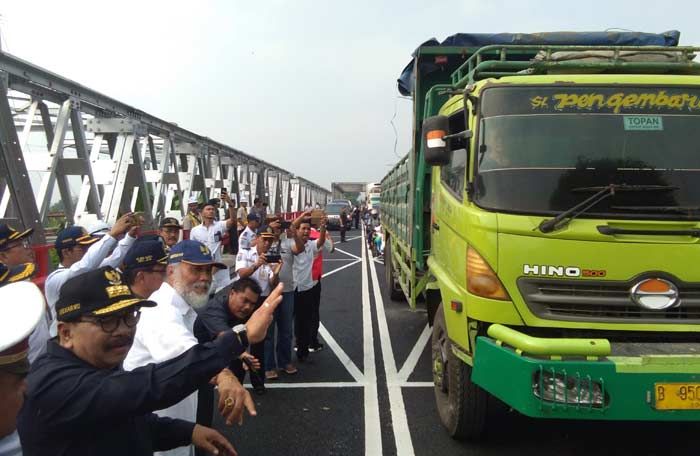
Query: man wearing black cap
18 266 283 456
45 213 137 337
190 193 237 292
0 223 36 266
160 218 183 251
125 241 265 456
122 240 169 299
0 281 44 456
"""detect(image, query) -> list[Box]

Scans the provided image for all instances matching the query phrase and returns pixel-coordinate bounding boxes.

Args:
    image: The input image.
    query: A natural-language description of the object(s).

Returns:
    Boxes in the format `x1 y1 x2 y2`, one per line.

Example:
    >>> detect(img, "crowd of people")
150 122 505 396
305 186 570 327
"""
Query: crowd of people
0 191 347 456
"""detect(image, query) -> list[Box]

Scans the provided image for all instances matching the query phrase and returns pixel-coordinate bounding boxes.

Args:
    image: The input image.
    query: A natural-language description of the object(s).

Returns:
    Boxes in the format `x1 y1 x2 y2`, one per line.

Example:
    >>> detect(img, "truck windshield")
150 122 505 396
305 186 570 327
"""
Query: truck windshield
474 85 700 220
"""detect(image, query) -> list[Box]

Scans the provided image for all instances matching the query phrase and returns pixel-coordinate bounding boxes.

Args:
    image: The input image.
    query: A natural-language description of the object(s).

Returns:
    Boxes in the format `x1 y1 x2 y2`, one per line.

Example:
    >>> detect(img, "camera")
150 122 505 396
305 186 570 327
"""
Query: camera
265 253 282 263
280 220 292 229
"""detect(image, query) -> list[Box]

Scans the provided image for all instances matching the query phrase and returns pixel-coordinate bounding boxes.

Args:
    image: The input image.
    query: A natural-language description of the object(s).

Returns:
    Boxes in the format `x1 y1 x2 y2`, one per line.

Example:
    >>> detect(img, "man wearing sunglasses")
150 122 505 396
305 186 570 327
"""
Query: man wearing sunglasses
122 240 169 299
17 266 284 455
45 213 139 338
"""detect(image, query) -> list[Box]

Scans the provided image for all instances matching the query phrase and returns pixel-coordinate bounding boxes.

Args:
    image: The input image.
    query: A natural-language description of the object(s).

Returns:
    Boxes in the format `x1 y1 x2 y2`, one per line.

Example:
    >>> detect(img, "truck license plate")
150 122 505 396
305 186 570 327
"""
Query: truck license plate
654 383 700 410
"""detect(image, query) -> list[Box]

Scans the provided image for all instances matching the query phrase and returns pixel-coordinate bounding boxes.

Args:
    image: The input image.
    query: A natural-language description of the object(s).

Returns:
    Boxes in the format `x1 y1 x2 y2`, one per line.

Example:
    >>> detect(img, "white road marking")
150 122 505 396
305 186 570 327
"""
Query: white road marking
396 324 431 383
361 227 383 456
334 247 361 260
322 258 359 262
321 259 361 279
244 382 364 388
318 323 364 383
398 382 433 388
367 237 416 456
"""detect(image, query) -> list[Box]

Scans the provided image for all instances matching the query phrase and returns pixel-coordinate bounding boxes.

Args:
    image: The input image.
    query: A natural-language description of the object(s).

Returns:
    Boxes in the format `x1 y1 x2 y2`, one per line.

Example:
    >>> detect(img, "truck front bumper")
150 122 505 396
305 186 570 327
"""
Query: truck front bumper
471 325 700 421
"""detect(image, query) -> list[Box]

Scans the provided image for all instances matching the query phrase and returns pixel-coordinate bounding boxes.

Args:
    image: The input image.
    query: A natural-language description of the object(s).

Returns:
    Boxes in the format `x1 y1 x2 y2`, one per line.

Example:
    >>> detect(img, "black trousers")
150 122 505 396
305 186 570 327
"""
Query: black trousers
309 280 322 347
294 287 315 359
340 225 347 242
247 296 267 387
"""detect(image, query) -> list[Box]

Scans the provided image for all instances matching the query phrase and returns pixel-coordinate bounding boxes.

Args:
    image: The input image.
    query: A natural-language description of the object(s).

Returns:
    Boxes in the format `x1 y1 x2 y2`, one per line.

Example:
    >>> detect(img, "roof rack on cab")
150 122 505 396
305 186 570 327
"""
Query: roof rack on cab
450 45 700 87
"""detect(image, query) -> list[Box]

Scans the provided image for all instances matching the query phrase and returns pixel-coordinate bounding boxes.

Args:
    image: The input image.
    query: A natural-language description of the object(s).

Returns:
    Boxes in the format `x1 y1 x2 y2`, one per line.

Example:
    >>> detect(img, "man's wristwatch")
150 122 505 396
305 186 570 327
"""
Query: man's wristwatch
232 324 249 349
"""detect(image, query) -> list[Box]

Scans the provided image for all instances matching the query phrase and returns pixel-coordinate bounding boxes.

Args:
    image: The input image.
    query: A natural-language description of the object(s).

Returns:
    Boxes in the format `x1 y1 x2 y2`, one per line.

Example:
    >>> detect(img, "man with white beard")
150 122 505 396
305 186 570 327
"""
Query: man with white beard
124 240 256 456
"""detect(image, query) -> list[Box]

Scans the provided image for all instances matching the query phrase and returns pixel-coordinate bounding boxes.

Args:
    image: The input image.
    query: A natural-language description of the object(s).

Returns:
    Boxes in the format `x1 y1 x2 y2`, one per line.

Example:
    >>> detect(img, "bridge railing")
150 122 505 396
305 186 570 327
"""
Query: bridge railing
0 51 331 244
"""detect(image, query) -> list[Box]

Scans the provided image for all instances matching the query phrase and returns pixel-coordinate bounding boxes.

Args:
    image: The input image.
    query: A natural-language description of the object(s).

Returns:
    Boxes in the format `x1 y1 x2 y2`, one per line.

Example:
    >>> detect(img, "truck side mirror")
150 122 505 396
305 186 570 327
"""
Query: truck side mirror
423 115 450 166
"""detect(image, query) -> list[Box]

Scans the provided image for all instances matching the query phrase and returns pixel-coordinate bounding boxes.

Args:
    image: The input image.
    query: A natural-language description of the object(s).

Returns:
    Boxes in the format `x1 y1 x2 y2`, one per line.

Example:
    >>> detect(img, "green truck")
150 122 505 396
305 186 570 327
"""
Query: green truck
381 31 700 439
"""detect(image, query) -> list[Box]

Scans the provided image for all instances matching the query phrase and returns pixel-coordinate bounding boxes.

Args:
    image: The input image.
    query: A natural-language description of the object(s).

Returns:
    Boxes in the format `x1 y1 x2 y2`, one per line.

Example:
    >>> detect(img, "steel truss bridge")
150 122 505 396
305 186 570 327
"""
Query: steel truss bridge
0 51 330 243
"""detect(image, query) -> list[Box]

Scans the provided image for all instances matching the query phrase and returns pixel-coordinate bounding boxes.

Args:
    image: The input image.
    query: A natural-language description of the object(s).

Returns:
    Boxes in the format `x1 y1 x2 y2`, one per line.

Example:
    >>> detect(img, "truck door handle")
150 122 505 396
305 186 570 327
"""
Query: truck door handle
432 223 440 231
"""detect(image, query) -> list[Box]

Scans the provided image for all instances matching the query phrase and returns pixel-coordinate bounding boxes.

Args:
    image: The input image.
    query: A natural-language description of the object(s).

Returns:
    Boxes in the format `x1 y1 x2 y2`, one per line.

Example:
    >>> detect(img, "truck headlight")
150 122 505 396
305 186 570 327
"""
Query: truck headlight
533 370 607 408
466 247 509 300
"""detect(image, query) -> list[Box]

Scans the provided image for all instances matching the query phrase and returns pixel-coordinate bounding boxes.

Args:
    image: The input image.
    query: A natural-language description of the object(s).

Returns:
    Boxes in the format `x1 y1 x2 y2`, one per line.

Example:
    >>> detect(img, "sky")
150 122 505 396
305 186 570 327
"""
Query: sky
2 0 700 189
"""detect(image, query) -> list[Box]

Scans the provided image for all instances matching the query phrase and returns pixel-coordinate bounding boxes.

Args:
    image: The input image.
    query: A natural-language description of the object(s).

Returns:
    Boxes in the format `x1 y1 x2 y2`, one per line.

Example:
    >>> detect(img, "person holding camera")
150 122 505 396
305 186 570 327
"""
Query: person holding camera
234 226 282 394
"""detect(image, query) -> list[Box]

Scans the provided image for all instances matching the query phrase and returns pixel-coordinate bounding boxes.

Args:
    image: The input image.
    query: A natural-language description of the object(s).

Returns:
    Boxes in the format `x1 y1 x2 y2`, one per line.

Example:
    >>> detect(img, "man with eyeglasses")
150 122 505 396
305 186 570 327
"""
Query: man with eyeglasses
17 266 284 455
159 218 183 252
0 224 36 266
0 224 51 365
45 213 139 338
122 240 169 299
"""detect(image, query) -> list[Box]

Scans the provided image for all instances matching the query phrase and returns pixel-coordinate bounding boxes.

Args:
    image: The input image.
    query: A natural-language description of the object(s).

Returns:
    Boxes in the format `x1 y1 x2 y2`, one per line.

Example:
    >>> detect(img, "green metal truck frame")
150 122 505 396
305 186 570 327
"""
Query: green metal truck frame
381 42 700 439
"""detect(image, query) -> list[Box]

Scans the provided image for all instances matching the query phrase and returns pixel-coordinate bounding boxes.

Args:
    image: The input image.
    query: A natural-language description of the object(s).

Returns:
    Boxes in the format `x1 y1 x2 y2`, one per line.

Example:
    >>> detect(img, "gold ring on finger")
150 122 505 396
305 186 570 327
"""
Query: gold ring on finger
224 397 234 408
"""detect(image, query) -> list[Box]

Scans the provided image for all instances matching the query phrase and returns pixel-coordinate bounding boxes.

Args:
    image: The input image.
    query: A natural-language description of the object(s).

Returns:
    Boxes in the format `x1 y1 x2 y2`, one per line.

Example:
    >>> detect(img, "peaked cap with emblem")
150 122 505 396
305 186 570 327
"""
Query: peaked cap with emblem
0 223 33 251
55 225 99 250
168 240 226 269
56 266 156 321
122 240 168 272
0 281 45 374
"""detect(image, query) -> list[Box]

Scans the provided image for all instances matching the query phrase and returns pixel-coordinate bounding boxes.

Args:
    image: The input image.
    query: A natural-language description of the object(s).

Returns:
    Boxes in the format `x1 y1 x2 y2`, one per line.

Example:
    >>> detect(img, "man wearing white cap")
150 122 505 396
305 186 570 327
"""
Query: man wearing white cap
182 196 201 239
0 281 45 456
236 196 249 236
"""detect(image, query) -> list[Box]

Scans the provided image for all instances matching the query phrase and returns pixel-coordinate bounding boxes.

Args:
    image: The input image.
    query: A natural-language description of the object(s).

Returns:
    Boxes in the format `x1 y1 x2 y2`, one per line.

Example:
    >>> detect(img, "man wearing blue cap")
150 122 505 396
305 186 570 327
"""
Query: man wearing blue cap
0 223 36 266
0 281 44 456
122 240 169 299
45 213 138 337
17 266 283 455
125 240 269 456
238 213 260 251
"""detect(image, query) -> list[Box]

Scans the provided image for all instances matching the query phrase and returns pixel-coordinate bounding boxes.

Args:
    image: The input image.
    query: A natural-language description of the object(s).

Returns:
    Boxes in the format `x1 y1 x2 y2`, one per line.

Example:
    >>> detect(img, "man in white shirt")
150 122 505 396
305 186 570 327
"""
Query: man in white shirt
293 215 330 362
45 213 137 337
124 240 256 456
238 213 260 251
189 192 237 292
234 226 283 392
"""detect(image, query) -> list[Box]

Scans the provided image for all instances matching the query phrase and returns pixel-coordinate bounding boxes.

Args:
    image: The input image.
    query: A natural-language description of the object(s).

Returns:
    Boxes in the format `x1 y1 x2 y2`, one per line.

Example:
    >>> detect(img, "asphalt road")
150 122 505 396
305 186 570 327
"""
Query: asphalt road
214 227 700 456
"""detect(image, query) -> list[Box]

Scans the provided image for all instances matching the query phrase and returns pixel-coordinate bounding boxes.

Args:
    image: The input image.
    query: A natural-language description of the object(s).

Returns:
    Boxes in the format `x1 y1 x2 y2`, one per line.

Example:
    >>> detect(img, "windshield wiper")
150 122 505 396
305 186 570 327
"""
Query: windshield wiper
538 184 678 234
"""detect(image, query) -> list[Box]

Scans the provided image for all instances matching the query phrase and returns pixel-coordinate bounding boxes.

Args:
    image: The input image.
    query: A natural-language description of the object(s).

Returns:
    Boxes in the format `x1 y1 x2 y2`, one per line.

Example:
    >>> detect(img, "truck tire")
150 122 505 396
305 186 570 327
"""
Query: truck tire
432 303 488 441
384 238 405 302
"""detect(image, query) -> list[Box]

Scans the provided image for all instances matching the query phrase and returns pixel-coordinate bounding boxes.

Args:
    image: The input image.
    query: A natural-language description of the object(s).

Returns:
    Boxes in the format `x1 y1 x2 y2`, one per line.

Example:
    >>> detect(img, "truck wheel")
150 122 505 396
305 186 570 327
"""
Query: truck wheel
432 303 488 440
384 239 404 302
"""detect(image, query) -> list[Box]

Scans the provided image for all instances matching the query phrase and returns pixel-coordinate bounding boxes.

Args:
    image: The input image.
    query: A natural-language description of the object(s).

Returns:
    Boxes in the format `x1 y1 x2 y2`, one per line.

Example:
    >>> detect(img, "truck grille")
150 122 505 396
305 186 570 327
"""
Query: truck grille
517 277 700 324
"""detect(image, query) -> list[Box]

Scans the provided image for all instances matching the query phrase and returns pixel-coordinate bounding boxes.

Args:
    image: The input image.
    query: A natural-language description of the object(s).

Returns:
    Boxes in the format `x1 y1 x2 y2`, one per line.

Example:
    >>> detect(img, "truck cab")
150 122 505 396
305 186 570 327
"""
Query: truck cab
381 32 700 440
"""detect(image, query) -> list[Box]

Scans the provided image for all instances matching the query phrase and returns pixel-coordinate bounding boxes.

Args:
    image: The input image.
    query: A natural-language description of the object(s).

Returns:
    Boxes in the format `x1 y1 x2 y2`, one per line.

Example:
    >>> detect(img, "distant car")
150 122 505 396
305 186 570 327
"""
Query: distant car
324 203 352 230
329 199 353 209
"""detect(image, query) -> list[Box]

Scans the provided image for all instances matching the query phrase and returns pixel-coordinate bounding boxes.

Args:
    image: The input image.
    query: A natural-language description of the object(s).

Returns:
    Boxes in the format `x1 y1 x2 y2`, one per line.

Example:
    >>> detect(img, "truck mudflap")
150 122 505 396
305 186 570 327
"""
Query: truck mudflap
471 325 700 421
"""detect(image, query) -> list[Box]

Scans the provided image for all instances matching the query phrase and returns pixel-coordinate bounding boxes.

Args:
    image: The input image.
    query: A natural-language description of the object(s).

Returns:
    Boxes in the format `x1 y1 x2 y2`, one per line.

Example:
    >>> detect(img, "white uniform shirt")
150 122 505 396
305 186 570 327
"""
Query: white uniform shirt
235 247 274 296
123 282 199 456
45 233 135 337
190 220 230 292
238 226 256 250
293 239 331 292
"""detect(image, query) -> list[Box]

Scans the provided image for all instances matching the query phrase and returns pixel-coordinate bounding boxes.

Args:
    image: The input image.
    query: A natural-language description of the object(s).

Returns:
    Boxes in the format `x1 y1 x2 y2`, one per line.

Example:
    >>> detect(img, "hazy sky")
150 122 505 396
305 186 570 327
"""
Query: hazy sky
2 1 699 189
